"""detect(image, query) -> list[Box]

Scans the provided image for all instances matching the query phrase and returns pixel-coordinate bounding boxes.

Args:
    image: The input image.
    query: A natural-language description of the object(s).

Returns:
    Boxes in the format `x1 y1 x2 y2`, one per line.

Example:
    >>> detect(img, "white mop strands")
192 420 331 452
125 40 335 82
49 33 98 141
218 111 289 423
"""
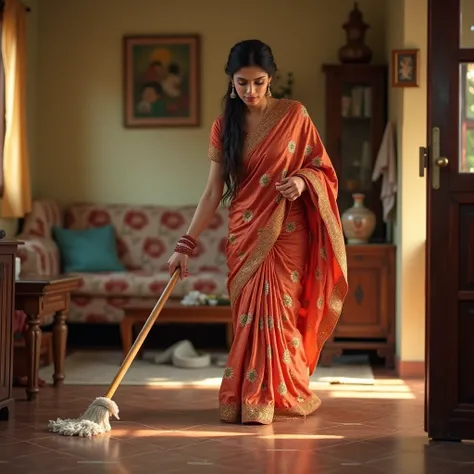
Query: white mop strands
48 397 120 438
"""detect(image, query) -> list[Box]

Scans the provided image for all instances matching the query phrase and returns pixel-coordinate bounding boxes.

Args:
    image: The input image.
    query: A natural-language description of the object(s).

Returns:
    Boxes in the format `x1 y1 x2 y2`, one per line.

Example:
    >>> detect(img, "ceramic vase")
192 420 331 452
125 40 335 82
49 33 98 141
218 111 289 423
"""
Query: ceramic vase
341 193 376 244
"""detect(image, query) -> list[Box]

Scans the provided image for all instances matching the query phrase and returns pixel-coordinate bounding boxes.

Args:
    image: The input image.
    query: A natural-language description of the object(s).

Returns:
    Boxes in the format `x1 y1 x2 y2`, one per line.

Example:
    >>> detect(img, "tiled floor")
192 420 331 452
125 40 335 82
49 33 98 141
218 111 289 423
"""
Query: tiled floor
1 375 473 473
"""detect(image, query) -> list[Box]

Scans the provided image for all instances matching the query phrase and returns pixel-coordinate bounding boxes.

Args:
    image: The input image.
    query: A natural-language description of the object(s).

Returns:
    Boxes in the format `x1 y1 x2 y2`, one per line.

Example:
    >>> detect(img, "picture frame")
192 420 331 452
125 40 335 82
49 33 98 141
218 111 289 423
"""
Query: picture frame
392 49 419 88
123 34 200 128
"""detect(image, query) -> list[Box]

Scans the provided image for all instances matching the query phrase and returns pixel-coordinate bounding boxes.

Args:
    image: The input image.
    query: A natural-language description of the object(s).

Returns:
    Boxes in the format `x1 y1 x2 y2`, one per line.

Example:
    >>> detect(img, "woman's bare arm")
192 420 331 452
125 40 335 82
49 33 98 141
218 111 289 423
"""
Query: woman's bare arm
185 161 224 240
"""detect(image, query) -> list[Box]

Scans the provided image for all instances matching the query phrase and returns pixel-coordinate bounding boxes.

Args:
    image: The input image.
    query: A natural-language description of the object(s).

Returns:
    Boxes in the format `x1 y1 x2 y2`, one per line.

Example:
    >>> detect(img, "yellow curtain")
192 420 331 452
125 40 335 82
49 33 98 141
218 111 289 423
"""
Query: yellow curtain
1 0 31 218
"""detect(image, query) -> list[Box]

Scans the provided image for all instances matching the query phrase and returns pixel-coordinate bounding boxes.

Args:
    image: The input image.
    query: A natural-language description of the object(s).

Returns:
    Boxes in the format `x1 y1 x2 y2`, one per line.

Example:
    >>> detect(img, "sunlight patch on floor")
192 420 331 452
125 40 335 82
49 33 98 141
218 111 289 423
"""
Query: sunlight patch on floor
111 428 253 438
138 377 412 399
110 428 346 441
324 379 416 400
257 434 345 440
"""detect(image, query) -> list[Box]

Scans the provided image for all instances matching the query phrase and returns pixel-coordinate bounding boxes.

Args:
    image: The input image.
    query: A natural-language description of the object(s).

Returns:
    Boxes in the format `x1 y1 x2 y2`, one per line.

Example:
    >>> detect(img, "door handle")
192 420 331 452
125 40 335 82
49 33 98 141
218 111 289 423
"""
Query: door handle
435 157 449 167
431 127 449 190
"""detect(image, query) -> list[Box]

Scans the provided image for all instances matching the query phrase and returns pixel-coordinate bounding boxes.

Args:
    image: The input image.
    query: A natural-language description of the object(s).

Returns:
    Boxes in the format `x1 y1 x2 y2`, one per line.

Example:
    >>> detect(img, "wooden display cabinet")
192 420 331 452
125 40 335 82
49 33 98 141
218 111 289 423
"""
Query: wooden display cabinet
320 64 396 367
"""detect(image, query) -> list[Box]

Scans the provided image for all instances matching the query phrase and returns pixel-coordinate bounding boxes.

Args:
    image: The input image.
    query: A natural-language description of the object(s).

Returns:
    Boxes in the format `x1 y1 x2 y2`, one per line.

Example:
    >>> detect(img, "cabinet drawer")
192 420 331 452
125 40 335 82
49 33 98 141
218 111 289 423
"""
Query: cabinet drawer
347 246 392 268
334 245 395 339
337 265 389 338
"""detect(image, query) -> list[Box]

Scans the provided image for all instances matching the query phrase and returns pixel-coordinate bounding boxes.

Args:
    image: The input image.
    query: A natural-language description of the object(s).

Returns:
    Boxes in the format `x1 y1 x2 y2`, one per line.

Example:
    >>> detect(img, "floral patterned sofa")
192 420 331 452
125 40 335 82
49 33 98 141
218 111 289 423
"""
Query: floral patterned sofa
17 199 229 324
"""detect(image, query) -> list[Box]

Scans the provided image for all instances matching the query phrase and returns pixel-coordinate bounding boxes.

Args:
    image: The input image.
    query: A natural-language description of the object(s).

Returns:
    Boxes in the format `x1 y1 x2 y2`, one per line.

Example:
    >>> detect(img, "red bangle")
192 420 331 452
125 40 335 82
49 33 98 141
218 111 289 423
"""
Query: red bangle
175 244 193 256
183 234 197 246
177 234 197 250
180 238 196 249
175 234 198 257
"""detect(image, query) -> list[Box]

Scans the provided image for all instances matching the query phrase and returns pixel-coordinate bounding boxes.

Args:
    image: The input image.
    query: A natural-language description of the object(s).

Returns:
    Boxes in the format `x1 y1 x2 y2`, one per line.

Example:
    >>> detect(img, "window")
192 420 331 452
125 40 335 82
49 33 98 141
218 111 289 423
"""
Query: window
461 63 474 173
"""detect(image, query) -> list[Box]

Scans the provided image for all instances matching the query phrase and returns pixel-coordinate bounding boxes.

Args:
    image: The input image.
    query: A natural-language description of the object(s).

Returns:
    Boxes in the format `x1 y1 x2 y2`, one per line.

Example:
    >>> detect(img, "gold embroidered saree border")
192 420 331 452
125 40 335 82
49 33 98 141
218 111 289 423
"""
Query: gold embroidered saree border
208 100 295 166
208 143 221 163
243 99 295 159
297 169 347 279
296 169 348 370
227 101 297 304
220 394 321 424
229 199 286 305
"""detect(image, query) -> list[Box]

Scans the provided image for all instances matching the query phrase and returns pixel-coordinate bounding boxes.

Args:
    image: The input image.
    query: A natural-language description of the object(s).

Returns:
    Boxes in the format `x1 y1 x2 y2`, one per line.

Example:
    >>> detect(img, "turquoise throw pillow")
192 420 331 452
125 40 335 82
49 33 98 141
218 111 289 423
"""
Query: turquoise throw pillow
52 225 125 273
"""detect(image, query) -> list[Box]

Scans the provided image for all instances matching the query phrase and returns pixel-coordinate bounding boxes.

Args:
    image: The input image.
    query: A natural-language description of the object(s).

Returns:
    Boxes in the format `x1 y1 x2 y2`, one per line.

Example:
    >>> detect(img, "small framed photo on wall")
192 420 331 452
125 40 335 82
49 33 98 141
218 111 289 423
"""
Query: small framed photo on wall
392 49 419 88
123 34 200 128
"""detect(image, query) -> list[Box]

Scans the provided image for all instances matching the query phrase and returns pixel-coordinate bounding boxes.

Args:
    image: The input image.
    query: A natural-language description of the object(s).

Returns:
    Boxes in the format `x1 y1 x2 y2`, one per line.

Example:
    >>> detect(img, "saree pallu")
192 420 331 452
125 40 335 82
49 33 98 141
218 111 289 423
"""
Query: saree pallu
208 99 348 424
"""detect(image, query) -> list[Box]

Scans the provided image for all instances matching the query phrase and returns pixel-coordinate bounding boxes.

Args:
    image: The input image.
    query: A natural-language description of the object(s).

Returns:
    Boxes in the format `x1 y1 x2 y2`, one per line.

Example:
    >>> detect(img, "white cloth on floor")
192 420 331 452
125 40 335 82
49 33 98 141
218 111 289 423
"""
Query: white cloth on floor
153 339 211 368
372 122 398 222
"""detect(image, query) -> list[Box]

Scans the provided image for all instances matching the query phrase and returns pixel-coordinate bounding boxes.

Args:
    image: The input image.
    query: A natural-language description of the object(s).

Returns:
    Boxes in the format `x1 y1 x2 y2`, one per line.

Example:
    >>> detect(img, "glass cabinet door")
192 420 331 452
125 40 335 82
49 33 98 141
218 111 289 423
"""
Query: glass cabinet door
338 81 375 217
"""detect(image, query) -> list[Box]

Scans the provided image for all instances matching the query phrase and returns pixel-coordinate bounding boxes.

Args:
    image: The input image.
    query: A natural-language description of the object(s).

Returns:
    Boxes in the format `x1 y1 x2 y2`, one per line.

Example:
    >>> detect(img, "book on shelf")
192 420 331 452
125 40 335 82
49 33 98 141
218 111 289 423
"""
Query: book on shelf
342 86 372 118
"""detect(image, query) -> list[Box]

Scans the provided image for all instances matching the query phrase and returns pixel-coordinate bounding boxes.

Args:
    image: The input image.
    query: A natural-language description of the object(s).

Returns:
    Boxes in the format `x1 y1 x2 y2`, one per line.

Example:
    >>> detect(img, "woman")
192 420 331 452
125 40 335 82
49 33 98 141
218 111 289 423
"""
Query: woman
167 39 348 425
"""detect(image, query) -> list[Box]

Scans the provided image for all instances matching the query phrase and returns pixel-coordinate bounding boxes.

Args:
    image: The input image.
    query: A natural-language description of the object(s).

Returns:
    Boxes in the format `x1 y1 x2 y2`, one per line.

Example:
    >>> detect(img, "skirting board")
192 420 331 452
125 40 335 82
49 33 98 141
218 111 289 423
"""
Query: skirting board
396 357 424 378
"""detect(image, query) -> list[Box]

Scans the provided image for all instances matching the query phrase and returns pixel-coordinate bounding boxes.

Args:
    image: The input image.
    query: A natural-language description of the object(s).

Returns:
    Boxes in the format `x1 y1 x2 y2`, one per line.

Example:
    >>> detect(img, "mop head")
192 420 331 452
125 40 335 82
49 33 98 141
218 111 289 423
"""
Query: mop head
48 397 119 438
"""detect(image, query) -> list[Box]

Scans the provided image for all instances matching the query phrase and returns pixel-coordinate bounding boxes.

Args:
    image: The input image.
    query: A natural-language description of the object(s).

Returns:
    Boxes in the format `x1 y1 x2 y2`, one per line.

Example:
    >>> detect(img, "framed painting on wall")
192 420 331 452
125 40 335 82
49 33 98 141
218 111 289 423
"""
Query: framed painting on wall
123 34 200 127
391 49 419 87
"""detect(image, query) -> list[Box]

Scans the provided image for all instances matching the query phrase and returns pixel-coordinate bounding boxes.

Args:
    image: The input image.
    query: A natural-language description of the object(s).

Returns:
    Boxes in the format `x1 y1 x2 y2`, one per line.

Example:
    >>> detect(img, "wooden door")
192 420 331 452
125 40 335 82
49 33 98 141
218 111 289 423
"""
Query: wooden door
426 0 474 440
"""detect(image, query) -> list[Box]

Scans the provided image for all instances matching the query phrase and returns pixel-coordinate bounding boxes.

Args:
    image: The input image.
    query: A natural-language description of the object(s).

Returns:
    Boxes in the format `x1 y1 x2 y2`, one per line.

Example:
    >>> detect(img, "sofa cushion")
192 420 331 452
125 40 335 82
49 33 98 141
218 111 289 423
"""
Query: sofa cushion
52 225 126 273
72 269 228 298
64 203 229 274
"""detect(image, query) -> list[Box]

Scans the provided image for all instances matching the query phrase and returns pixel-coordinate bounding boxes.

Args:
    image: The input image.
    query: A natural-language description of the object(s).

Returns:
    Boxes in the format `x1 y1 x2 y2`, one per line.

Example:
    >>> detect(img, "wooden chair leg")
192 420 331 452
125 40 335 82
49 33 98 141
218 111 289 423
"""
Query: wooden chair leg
120 318 134 362
45 334 53 366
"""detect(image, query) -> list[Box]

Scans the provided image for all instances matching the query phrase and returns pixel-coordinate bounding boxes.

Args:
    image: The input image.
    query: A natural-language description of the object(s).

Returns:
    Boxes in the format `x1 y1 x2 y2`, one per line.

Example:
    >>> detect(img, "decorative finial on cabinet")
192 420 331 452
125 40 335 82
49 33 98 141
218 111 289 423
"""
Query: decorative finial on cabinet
338 2 373 64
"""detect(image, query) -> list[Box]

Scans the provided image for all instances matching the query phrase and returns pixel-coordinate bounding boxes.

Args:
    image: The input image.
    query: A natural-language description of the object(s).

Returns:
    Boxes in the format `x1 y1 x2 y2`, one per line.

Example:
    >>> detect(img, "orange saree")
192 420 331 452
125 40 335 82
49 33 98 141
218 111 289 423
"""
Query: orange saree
208 99 348 424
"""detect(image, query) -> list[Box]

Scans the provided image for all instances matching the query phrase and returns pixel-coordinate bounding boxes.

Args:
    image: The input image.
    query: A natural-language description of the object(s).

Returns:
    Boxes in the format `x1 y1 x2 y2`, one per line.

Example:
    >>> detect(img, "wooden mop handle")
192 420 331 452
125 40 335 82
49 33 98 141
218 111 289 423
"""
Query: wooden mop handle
104 269 180 399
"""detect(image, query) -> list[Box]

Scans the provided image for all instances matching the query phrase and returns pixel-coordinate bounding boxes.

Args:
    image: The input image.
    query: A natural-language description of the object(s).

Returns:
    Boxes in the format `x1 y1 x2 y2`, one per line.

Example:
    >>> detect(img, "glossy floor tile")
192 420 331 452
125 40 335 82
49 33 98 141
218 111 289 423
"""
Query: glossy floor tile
1 374 474 473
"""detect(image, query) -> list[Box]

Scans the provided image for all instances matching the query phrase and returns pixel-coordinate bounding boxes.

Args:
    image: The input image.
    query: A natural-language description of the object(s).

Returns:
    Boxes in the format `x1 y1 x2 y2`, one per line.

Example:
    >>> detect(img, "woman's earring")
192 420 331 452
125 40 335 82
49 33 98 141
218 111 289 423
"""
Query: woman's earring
266 85 272 97
230 84 236 99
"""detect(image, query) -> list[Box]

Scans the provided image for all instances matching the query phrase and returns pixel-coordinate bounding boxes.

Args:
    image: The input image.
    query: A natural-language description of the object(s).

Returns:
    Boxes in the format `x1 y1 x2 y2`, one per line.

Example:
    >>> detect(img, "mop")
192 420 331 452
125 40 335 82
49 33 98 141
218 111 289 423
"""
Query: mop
48 269 180 438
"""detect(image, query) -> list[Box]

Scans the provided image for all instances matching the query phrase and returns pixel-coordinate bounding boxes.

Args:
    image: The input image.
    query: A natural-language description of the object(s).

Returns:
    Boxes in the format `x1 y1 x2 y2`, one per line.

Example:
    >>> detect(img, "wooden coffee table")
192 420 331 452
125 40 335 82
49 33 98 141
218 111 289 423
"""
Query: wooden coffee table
120 299 233 358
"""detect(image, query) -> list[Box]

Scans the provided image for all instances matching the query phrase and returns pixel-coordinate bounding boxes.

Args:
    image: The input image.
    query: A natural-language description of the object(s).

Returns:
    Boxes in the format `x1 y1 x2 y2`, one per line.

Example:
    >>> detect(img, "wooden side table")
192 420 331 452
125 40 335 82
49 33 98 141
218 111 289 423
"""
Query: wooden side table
0 237 21 421
15 274 81 401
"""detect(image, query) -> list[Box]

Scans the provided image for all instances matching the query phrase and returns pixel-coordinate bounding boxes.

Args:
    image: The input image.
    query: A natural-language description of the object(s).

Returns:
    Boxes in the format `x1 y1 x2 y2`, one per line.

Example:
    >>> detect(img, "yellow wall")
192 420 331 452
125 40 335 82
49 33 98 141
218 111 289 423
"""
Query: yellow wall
386 0 427 365
32 0 386 205
461 0 474 48
27 0 429 366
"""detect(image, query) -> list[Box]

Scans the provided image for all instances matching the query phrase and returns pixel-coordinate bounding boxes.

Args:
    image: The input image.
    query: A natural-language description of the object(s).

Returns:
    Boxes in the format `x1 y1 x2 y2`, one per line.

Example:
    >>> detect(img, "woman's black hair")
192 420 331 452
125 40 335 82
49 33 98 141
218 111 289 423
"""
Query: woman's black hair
221 39 277 205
